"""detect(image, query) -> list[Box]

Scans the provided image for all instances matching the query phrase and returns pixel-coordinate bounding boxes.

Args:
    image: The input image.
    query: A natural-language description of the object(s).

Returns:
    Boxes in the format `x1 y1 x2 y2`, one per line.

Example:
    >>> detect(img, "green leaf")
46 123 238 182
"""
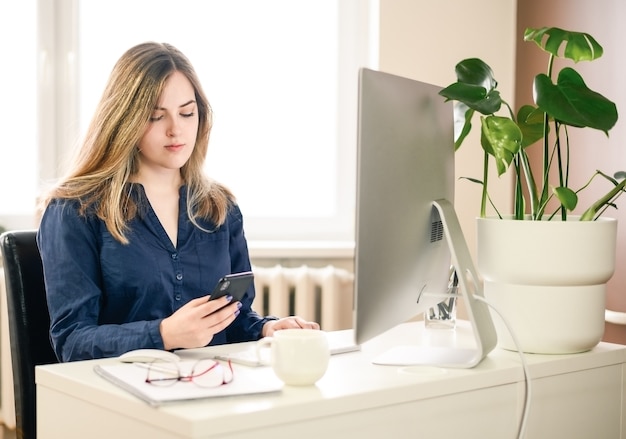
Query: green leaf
516 105 545 148
524 27 603 62
615 171 626 180
439 58 502 116
534 68 618 133
553 186 578 211
459 176 484 186
454 58 498 90
580 175 626 220
480 116 522 175
440 82 502 115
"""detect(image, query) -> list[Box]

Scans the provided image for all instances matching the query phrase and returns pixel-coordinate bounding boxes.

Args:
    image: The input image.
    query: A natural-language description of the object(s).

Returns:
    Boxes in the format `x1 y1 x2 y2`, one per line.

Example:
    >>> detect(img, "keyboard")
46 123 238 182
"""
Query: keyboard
212 329 360 367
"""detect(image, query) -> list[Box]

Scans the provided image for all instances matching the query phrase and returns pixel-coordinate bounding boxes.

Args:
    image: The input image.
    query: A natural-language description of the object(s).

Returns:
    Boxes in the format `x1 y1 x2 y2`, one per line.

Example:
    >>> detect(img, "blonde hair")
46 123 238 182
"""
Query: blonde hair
39 42 234 243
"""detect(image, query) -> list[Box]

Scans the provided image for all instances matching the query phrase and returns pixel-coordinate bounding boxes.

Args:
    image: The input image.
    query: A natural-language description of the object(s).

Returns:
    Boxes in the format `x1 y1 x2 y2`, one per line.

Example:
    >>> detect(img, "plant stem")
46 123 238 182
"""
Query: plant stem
581 179 626 220
554 121 567 220
539 54 557 220
481 151 489 217
513 156 524 219
519 150 539 217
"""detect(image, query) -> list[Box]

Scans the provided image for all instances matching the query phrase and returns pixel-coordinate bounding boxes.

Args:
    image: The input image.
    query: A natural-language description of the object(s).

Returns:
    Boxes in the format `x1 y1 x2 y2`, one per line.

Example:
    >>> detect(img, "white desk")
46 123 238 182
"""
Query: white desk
36 321 626 439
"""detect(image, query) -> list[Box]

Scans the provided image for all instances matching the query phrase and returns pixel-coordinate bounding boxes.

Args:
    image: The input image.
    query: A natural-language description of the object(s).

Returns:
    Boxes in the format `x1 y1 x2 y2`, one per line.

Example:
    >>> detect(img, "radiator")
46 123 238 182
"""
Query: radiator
251 265 354 331
0 269 15 429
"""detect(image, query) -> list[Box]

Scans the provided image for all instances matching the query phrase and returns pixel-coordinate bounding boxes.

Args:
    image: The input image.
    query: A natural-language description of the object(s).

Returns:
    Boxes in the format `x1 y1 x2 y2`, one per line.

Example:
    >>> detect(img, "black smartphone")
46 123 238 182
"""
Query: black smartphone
208 271 254 303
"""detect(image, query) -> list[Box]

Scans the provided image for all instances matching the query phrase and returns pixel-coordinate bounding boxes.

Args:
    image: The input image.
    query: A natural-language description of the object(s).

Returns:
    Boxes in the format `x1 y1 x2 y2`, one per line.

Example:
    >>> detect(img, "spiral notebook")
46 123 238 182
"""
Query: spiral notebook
94 360 283 407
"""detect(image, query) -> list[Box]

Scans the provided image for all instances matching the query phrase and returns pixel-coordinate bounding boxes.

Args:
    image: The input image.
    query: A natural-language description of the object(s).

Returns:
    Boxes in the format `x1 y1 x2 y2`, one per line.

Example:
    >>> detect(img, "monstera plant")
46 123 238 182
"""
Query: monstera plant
439 26 625 221
439 27 625 355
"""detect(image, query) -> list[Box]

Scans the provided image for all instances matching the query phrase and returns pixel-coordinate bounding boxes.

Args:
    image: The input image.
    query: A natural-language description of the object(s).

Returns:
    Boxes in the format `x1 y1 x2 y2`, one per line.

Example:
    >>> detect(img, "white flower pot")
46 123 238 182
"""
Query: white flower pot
477 216 617 354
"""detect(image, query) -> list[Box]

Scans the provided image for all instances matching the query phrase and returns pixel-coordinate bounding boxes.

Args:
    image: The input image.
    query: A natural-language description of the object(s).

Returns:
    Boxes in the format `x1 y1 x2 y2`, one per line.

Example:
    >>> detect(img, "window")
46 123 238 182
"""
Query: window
2 1 375 244
0 1 37 225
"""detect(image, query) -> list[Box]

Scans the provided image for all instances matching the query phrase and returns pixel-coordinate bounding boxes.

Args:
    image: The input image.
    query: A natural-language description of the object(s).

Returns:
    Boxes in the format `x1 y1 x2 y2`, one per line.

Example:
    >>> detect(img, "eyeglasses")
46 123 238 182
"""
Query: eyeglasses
144 358 234 388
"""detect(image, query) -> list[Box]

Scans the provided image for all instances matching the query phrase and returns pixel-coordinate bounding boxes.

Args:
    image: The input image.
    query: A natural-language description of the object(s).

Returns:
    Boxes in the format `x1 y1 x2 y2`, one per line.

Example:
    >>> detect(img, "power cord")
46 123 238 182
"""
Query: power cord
472 294 532 439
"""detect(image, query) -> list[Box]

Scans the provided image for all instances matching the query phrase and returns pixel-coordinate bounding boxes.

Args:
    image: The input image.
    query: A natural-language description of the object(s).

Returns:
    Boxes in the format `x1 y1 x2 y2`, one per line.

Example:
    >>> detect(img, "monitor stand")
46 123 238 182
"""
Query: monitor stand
372 199 498 369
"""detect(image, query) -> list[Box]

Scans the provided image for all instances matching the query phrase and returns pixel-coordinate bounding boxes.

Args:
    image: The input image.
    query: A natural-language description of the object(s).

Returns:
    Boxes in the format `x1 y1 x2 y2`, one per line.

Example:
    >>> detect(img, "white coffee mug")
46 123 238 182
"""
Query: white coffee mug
256 329 330 386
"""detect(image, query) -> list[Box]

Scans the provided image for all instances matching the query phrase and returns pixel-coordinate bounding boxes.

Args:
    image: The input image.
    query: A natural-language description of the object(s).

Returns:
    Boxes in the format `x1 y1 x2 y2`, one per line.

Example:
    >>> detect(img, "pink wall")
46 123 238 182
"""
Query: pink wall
516 0 626 343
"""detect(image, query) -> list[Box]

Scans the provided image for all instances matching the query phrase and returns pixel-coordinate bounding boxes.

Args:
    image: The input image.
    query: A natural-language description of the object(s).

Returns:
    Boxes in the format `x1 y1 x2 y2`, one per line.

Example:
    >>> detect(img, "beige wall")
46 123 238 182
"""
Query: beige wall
377 0 517 266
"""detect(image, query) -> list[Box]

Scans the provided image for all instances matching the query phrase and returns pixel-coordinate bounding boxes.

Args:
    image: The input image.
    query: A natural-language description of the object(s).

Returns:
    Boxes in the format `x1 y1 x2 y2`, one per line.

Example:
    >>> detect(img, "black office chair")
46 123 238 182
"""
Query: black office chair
1 230 58 439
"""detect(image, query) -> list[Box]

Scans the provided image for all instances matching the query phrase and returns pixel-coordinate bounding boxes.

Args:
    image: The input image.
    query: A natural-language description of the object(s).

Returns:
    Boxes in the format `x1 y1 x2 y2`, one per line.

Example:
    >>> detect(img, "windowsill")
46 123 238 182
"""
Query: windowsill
0 215 356 260
247 240 355 259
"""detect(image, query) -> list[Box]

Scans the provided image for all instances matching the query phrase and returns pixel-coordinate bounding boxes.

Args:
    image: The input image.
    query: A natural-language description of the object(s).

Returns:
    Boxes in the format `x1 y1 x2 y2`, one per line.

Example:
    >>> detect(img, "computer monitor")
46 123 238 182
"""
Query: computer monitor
353 68 497 368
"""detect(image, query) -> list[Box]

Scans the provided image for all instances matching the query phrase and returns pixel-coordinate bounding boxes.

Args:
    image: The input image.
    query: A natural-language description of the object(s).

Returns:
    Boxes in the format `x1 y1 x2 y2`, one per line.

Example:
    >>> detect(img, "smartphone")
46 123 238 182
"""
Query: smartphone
208 271 254 303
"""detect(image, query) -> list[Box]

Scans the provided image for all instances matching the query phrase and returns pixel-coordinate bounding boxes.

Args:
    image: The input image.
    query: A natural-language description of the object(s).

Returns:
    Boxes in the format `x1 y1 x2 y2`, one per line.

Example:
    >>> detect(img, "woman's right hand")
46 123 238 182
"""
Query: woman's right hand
159 295 241 350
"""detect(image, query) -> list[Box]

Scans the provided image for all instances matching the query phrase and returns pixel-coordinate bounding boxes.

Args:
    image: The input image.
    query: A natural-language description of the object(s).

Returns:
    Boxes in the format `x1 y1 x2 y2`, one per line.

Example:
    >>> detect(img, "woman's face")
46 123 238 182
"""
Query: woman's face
137 71 199 176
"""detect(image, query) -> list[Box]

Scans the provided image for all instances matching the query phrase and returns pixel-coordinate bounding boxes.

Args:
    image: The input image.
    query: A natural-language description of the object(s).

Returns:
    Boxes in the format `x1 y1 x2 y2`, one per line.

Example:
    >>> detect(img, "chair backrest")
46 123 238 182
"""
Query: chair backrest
1 230 58 439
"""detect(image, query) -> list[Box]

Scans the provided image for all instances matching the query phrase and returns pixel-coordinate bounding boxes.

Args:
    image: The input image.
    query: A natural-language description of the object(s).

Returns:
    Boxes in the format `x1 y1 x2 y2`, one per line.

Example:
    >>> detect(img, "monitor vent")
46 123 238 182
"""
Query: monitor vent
430 219 444 243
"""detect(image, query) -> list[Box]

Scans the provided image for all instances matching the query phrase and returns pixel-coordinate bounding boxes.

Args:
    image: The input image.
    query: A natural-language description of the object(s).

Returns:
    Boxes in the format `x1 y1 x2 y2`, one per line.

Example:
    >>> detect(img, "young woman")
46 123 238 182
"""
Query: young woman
37 42 319 362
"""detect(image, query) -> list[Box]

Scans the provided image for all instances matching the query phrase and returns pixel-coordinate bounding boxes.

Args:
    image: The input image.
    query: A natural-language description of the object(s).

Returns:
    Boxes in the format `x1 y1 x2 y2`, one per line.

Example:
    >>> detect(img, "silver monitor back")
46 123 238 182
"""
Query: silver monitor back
354 68 454 343
354 68 497 367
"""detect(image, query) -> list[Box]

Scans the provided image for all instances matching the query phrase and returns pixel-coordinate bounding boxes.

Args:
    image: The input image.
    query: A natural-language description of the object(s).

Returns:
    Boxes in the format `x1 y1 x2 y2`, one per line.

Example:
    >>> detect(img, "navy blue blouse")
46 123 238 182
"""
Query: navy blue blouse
37 184 271 362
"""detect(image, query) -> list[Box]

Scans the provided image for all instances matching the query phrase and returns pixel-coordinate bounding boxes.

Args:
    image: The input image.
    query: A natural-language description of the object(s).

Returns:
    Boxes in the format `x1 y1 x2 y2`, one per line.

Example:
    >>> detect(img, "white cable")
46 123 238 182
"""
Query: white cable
472 295 532 439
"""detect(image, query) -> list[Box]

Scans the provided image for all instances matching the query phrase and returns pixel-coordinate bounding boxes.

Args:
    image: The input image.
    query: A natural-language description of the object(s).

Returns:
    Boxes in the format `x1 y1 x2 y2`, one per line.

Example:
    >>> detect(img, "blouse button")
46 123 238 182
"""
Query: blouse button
171 253 178 260
176 273 183 281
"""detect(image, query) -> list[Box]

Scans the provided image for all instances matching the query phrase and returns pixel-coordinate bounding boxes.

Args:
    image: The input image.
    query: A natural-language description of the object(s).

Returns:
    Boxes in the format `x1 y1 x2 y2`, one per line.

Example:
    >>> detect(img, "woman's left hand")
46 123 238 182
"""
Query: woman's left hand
262 316 320 337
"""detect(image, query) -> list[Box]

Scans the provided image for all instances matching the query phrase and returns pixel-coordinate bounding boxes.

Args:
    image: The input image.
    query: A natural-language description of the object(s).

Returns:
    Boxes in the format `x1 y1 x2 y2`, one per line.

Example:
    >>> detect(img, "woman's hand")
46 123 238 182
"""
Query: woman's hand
262 316 320 338
159 295 241 350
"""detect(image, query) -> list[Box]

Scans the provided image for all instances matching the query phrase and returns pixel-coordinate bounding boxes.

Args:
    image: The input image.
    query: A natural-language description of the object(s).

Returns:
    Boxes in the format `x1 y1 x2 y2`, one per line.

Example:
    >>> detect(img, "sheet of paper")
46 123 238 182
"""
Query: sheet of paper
94 360 283 407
